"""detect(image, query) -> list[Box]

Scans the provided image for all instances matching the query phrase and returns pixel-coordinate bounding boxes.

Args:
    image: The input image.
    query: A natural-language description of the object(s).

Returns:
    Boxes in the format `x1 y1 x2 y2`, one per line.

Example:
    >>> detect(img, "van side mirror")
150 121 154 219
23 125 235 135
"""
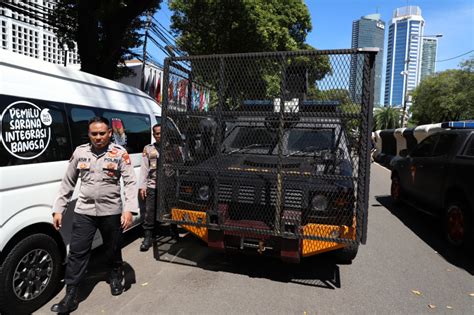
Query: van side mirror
399 149 408 157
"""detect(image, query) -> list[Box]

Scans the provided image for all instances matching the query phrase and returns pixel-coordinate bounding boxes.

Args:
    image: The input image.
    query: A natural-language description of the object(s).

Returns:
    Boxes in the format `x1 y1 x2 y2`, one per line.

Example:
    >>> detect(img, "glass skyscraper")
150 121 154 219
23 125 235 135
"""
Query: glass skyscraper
420 38 438 81
384 6 425 108
350 13 385 106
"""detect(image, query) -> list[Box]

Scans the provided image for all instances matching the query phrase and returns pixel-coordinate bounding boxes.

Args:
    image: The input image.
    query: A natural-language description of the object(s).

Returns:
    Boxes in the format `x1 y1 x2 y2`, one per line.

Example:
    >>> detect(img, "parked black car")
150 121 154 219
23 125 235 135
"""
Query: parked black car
390 124 474 249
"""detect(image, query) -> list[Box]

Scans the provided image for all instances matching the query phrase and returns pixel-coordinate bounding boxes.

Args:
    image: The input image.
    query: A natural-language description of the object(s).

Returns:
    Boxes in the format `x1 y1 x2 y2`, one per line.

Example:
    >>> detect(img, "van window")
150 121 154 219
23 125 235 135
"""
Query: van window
102 110 151 154
0 95 72 166
69 106 97 148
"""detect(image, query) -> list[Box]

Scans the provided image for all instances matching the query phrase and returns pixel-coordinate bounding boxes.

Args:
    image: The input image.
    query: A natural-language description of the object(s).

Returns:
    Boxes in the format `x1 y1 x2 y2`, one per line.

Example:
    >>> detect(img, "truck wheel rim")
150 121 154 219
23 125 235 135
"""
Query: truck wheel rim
13 249 53 301
447 206 464 244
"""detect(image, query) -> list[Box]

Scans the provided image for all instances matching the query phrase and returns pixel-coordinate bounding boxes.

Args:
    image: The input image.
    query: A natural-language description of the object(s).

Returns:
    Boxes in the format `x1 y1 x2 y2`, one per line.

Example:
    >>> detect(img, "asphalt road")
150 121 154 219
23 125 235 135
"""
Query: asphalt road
36 163 473 314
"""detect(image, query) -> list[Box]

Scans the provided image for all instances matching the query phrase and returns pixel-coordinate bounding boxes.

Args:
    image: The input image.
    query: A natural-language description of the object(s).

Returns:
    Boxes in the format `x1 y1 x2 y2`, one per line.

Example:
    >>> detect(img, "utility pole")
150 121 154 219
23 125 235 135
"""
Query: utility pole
140 12 152 91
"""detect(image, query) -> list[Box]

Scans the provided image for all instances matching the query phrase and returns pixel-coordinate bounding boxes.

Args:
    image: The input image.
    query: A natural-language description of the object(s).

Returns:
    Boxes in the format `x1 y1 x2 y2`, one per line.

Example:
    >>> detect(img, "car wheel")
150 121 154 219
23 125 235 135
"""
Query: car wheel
332 243 359 264
445 201 473 249
390 175 402 204
0 234 63 314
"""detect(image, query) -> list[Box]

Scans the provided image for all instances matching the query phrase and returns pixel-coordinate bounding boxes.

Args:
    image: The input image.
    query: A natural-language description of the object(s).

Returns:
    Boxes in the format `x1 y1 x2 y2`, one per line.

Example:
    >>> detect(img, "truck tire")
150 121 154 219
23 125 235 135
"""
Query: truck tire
445 200 473 249
332 243 359 264
0 234 63 314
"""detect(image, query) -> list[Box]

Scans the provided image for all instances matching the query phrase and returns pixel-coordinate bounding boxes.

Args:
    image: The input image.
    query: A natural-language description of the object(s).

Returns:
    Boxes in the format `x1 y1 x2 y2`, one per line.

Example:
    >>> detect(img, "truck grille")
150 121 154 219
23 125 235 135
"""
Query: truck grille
218 183 303 209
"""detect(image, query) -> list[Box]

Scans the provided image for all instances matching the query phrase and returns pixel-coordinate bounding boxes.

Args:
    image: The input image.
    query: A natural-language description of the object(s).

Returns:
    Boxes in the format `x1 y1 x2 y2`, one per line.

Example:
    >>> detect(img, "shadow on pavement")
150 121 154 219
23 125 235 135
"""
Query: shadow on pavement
375 195 474 275
152 227 341 290
46 227 141 314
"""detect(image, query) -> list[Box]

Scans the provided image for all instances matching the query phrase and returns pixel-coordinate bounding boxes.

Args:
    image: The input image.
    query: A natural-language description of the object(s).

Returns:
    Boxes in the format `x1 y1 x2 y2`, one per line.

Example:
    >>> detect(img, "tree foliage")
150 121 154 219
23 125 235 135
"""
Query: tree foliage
51 0 161 79
410 56 474 125
169 0 330 102
170 0 312 54
373 106 401 130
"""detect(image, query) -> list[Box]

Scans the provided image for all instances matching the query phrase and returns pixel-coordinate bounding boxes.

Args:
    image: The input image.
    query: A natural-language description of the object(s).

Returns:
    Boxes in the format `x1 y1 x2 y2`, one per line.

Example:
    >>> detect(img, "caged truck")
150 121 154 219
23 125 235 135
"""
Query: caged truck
156 48 377 263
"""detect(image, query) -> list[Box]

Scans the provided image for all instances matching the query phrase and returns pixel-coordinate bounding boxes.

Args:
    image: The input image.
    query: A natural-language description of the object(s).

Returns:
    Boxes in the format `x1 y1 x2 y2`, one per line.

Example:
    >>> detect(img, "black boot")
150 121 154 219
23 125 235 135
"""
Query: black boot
140 230 153 251
109 268 124 296
50 285 78 313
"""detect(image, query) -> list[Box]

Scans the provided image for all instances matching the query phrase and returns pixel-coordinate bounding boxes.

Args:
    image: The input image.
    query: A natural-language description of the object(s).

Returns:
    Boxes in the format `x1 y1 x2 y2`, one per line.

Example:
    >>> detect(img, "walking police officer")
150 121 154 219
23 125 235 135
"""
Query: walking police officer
138 123 161 251
50 117 137 313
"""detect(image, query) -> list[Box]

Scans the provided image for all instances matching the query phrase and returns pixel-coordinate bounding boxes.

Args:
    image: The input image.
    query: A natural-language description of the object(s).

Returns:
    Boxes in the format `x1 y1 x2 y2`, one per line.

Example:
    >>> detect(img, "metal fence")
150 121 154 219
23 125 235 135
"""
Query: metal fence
157 49 376 250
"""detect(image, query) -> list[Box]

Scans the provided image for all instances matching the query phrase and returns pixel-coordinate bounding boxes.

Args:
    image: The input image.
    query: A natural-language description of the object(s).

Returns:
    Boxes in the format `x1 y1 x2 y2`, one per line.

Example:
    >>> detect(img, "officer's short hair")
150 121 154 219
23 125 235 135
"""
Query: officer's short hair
152 123 161 132
88 116 110 127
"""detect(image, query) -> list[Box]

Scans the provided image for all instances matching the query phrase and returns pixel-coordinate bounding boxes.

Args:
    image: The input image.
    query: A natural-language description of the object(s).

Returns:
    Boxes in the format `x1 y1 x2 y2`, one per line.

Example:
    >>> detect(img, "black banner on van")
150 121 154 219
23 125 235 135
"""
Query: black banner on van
0 101 52 160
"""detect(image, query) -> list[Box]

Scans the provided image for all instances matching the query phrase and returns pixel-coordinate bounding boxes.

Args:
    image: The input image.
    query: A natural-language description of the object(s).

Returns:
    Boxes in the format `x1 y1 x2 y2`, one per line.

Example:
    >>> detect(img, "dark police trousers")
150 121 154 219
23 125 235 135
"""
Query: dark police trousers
143 188 157 231
65 213 123 286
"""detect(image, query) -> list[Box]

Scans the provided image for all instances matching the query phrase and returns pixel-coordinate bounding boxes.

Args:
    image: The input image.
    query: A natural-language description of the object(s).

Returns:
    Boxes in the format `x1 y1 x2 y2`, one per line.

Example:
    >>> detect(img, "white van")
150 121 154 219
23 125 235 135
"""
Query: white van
0 51 171 313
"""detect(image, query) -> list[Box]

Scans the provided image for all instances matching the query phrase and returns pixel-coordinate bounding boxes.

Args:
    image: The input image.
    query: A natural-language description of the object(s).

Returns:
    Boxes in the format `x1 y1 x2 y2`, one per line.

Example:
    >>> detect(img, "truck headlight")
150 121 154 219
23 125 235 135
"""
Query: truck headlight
311 194 328 211
198 185 210 201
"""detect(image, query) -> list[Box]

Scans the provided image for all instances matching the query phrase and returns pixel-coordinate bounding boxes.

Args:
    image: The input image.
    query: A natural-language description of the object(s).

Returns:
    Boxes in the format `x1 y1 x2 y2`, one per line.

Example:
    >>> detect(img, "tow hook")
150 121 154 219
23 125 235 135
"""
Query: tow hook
258 240 265 254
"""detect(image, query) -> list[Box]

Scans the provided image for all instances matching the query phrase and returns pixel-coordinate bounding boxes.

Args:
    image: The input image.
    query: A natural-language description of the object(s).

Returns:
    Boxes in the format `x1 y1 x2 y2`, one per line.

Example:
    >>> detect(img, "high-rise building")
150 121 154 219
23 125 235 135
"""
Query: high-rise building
384 6 424 108
420 37 438 81
0 0 80 66
350 13 385 106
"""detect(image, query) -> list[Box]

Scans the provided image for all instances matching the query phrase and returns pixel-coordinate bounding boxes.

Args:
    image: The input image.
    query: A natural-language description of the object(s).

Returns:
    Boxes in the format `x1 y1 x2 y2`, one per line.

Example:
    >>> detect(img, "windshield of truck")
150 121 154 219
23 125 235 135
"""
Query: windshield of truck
224 127 275 153
287 129 334 152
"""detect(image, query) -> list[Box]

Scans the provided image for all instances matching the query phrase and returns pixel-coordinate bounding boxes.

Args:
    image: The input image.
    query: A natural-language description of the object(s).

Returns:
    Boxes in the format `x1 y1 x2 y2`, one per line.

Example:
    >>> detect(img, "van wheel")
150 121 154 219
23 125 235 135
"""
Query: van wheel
0 234 62 314
332 243 359 264
445 201 473 249
390 174 402 204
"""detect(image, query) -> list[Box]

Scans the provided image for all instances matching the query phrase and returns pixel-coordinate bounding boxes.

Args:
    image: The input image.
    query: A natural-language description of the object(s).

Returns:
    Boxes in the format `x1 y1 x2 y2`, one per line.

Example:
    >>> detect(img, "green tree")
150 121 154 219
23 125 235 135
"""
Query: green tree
410 56 474 125
169 0 330 103
170 0 312 54
51 0 161 79
373 106 401 130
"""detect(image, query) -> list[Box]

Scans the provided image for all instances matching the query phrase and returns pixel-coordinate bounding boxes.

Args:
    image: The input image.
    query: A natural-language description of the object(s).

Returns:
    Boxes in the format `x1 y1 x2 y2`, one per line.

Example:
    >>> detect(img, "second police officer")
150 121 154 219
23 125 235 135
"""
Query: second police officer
139 123 161 251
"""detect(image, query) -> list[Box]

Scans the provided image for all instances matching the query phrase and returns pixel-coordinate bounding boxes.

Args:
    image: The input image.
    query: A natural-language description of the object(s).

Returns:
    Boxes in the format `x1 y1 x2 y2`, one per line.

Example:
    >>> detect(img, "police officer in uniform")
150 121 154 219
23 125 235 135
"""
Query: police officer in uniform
50 117 137 313
138 123 161 251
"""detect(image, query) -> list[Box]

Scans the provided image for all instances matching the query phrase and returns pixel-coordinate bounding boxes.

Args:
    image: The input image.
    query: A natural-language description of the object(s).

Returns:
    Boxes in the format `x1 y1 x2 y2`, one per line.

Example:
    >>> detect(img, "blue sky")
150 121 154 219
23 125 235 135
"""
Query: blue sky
153 0 474 71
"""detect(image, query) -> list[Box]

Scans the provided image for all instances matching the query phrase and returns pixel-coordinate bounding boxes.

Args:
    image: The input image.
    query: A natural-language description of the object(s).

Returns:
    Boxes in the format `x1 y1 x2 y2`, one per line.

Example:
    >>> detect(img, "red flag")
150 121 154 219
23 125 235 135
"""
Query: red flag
168 79 174 104
149 71 156 98
178 79 188 106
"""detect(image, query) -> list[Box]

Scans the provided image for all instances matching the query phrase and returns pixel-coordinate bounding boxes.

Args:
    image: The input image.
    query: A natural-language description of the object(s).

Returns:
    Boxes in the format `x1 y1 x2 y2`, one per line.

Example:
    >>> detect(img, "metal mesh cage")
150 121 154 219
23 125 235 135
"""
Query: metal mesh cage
157 49 376 256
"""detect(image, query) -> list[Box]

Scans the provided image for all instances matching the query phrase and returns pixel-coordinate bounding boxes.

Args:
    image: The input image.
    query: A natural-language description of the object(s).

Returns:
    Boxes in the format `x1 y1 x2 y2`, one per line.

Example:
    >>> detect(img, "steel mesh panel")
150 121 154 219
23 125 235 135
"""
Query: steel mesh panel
157 49 376 247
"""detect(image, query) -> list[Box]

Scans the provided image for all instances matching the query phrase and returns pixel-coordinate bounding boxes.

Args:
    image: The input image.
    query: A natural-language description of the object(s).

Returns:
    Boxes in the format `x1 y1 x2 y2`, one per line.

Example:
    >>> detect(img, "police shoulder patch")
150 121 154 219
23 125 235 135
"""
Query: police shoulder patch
122 152 131 165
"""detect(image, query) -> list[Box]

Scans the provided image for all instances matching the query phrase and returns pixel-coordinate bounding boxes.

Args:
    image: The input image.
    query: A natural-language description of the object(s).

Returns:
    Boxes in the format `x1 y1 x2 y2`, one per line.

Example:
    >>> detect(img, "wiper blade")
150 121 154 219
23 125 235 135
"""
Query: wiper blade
226 143 270 155
286 145 320 157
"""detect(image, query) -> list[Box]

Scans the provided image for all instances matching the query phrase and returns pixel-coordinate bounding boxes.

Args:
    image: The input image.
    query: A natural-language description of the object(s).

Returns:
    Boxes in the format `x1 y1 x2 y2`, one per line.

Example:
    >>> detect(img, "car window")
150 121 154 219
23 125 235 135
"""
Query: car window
69 107 97 148
462 136 474 156
432 134 457 156
411 135 438 157
102 110 151 154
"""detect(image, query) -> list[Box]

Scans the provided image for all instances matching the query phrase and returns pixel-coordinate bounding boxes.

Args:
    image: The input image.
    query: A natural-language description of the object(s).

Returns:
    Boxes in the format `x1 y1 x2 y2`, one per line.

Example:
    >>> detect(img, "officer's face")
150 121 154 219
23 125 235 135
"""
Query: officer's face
88 122 112 150
153 126 161 143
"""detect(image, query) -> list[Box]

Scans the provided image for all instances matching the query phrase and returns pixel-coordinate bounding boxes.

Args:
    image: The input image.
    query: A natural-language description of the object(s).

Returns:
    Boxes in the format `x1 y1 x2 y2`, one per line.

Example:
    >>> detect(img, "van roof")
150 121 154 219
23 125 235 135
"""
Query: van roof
0 50 161 116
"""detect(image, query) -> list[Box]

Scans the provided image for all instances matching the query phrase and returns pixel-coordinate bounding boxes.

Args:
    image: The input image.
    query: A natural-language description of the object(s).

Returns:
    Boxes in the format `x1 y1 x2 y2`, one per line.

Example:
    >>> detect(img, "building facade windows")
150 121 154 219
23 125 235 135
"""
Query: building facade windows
0 0 80 66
